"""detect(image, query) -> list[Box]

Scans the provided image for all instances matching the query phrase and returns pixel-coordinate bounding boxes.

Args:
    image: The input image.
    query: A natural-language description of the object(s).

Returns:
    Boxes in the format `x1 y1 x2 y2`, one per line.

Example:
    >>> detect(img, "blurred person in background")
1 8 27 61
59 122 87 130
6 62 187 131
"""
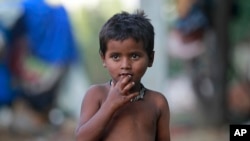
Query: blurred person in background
0 0 80 131
167 0 209 61
167 0 250 126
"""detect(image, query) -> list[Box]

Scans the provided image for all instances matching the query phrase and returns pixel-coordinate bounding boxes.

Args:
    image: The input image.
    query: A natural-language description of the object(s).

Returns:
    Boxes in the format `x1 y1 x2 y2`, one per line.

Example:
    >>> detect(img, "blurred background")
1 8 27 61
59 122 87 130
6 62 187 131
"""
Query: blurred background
0 0 249 140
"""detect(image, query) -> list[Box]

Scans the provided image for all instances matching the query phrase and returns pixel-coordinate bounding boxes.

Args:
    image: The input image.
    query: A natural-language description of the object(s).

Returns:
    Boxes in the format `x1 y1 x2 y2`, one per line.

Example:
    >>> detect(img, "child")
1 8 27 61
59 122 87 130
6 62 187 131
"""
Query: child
75 10 170 141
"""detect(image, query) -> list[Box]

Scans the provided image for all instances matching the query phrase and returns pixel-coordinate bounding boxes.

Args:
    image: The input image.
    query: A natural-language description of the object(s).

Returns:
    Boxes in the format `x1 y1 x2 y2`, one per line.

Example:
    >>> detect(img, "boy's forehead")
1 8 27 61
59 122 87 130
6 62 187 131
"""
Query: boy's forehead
106 38 143 48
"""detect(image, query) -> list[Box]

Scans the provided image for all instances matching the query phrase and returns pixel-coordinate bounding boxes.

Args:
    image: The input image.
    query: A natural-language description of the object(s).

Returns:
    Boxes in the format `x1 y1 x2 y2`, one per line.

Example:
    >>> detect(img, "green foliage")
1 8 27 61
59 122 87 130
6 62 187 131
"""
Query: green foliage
167 58 185 77
230 0 250 44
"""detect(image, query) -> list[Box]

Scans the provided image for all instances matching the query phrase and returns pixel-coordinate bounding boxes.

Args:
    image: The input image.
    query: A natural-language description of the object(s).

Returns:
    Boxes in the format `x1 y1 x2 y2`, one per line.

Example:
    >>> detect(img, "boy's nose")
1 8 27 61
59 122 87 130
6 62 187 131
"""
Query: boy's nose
121 58 131 69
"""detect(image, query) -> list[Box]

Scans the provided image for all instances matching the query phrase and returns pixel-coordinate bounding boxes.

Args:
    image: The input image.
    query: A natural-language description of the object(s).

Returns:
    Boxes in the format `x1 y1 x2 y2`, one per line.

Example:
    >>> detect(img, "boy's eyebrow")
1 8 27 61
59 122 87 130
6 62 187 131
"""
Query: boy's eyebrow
128 51 144 54
108 52 121 55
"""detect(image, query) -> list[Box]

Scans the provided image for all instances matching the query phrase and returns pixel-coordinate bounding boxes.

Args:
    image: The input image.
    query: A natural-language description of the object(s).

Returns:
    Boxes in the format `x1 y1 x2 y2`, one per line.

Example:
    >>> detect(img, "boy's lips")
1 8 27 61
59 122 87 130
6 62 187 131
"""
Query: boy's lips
119 73 133 77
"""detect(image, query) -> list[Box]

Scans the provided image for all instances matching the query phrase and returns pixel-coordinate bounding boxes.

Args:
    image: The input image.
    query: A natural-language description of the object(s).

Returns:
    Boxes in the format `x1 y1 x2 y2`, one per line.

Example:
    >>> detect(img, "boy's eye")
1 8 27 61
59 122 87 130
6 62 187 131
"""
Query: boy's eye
111 54 120 60
131 54 139 59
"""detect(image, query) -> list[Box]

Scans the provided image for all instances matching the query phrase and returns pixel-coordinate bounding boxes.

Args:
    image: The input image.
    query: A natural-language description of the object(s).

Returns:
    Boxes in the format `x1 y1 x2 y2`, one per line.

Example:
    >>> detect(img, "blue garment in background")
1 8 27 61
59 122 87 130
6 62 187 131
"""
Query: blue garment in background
175 3 208 35
0 63 15 106
0 25 15 106
21 0 78 65
0 0 79 106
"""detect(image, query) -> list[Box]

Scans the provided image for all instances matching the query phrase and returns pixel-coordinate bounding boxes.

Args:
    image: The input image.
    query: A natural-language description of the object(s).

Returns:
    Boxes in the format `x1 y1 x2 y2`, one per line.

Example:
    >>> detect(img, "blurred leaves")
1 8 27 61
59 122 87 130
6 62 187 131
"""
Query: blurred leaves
230 0 250 44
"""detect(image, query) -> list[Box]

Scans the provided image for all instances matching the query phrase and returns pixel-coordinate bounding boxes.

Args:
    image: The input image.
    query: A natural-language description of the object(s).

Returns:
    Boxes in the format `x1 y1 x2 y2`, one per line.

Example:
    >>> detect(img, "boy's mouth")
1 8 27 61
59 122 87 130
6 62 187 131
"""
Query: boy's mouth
119 73 133 77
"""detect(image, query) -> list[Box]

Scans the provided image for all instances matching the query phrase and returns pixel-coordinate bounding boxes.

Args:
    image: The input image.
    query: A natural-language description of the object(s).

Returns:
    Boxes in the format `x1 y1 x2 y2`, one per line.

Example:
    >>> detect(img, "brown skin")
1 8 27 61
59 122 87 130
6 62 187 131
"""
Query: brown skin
75 38 170 141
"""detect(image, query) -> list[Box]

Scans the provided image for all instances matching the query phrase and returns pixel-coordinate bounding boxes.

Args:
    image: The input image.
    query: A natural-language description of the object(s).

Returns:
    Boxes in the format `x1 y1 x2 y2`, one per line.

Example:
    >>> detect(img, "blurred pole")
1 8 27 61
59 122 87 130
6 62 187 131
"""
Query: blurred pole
140 0 168 94
211 0 231 125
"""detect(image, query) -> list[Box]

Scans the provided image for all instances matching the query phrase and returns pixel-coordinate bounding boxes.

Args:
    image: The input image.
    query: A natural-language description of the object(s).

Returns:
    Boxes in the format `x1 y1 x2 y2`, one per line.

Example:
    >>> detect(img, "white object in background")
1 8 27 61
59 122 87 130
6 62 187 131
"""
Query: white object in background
167 30 205 60
57 63 90 119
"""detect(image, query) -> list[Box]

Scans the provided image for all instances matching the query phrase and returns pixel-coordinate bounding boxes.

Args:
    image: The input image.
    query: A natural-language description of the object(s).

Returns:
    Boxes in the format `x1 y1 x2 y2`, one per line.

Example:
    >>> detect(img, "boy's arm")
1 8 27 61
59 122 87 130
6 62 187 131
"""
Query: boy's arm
75 85 116 141
156 94 171 141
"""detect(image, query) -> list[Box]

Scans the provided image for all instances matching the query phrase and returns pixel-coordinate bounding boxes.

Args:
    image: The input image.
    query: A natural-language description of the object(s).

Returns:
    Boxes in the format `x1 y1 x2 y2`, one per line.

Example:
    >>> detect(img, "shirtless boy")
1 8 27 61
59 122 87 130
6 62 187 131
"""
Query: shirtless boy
75 10 170 141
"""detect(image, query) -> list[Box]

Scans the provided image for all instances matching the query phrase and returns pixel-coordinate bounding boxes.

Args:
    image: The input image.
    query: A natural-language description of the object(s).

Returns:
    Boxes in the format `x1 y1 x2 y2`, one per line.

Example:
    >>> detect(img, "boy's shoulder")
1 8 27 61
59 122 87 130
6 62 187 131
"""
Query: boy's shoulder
84 83 109 100
146 88 166 99
145 88 169 107
87 83 108 92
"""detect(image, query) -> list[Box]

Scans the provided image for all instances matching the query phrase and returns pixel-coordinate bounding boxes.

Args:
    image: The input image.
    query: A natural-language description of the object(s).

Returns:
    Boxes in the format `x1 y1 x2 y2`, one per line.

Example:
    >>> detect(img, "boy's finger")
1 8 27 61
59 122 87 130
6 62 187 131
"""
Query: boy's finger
120 75 132 89
122 81 135 95
127 92 139 100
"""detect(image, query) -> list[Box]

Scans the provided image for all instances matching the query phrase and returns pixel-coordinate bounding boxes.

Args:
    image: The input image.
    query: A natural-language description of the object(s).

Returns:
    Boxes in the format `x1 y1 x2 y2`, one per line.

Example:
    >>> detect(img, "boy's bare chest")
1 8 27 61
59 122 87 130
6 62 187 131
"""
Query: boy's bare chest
102 101 158 140
113 101 156 120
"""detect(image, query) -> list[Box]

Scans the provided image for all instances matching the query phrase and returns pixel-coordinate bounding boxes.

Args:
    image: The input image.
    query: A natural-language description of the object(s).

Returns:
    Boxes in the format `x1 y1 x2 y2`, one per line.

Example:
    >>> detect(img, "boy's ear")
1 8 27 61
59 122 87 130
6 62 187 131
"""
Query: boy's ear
100 52 106 67
148 51 154 67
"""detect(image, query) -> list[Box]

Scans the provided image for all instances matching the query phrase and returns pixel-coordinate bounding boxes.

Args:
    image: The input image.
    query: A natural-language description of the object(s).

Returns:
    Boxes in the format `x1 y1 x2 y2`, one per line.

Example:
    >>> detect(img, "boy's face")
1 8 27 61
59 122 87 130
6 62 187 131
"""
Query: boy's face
101 38 154 85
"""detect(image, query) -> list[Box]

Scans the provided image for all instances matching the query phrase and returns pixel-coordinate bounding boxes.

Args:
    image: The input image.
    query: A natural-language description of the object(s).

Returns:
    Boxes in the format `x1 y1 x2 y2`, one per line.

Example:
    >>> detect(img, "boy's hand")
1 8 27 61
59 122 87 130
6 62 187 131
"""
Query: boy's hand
106 75 138 110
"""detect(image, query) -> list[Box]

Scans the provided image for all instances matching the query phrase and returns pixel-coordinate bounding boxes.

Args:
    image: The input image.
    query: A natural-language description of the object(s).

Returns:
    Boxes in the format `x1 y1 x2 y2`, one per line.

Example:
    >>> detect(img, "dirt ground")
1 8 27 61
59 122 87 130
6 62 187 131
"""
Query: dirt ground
0 118 76 141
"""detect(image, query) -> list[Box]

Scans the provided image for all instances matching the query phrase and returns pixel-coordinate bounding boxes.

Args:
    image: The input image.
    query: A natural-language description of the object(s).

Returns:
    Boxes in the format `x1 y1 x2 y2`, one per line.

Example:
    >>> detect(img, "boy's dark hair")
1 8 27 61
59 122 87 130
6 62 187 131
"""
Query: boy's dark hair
99 10 155 57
